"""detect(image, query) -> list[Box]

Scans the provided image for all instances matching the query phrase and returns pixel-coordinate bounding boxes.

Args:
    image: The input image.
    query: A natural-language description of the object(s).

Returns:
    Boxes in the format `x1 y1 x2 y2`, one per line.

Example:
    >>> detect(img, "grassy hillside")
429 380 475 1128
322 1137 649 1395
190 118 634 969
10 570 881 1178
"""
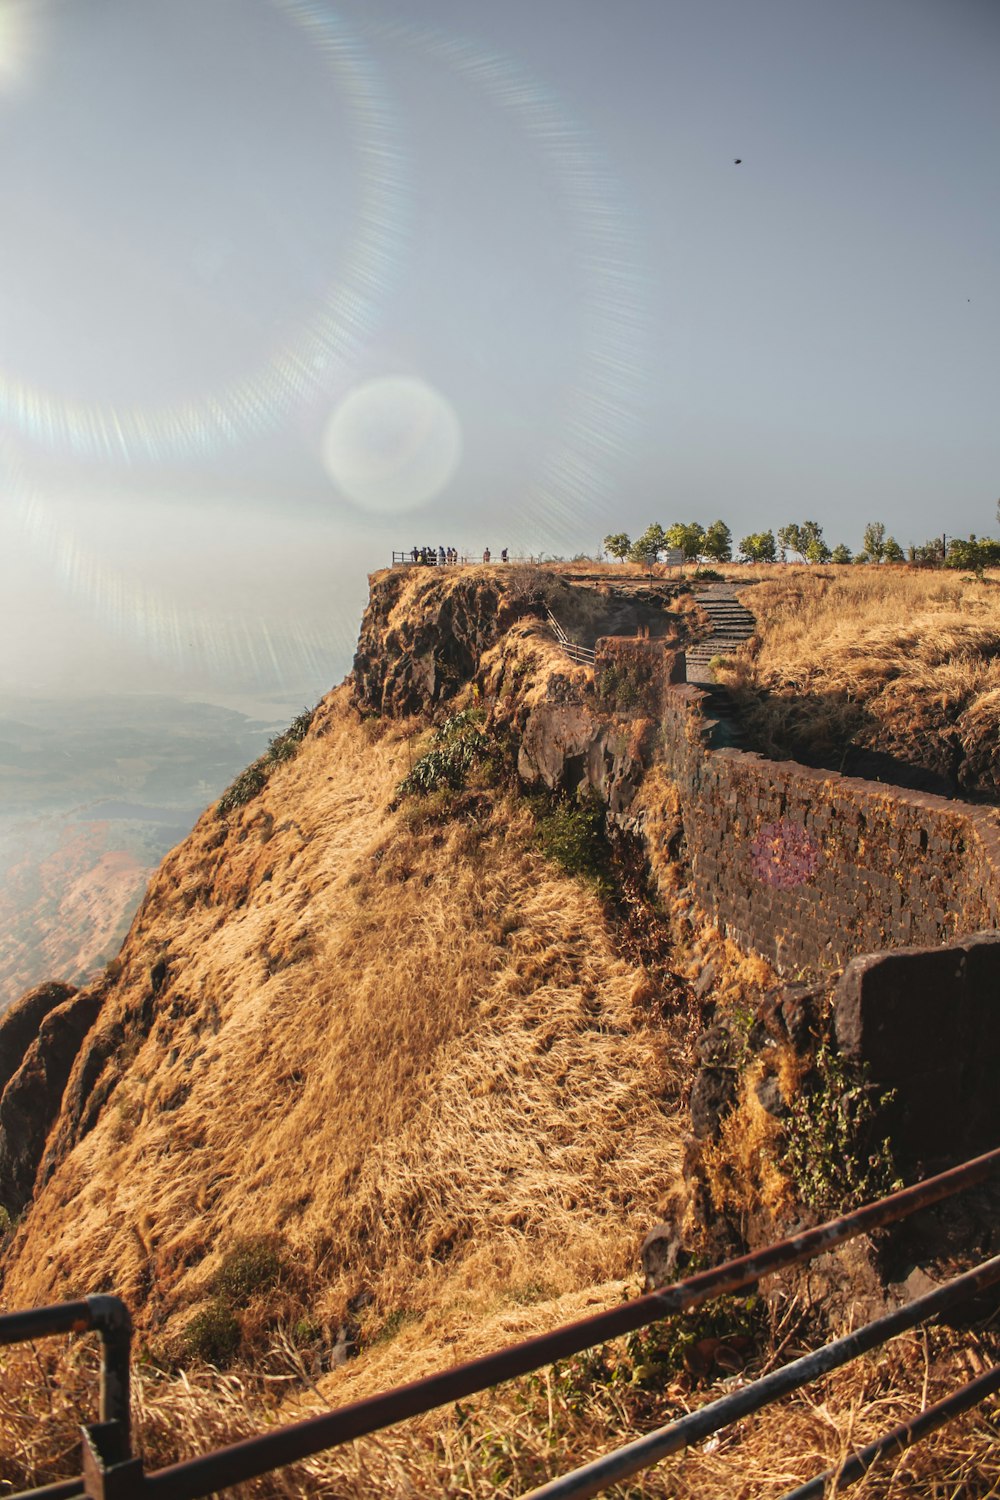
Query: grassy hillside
715 566 1000 800
2 567 1000 1496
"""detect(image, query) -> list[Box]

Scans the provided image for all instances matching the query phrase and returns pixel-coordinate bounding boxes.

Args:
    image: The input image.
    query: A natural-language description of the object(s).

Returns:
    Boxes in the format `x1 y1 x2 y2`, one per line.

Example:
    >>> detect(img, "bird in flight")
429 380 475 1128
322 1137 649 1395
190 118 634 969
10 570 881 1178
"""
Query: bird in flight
734 158 742 164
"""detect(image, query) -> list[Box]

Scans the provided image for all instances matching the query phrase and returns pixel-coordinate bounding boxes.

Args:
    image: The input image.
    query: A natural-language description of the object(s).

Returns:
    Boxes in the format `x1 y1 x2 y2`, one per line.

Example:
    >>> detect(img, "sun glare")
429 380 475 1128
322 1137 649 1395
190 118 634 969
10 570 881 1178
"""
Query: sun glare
0 0 36 93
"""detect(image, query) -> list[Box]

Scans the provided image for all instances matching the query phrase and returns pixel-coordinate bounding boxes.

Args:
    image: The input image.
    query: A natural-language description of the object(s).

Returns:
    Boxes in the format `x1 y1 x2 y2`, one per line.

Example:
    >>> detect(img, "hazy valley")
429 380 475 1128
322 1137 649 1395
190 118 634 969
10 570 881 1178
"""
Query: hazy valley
0 695 317 1014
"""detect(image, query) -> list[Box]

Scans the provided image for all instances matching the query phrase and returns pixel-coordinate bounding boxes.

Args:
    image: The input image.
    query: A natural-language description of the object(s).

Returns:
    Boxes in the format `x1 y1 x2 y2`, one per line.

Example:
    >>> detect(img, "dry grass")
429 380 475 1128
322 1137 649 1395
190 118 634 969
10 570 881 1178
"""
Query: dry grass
4 568 1000 1494
712 567 1000 799
0 688 686 1352
2 1294 999 1496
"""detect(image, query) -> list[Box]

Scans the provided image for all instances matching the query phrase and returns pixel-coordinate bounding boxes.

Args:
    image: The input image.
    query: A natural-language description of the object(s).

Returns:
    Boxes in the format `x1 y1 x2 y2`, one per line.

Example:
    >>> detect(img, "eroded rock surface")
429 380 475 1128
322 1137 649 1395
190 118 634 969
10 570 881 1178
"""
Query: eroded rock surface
0 985 103 1215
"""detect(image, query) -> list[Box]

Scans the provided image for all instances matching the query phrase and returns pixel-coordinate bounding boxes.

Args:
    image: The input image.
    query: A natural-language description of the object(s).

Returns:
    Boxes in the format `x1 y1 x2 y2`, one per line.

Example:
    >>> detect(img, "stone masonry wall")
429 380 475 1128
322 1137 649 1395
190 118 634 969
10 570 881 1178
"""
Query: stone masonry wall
653 685 1000 975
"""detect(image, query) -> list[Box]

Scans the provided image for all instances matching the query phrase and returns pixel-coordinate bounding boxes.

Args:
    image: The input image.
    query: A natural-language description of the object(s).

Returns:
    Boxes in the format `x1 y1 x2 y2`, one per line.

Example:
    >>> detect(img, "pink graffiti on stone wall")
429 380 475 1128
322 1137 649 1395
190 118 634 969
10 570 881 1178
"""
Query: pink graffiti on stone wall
750 819 821 890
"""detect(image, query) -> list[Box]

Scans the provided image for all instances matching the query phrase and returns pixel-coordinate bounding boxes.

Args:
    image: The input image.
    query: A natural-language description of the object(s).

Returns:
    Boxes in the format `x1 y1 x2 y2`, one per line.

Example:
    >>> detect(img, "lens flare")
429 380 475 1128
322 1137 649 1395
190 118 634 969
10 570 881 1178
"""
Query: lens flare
0 1 405 464
321 376 462 513
0 0 34 94
2 447 359 692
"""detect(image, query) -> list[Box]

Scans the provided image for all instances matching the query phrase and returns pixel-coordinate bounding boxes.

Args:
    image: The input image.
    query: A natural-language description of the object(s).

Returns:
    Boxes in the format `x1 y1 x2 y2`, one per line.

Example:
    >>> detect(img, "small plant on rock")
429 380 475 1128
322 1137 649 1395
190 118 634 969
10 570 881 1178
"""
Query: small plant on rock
217 707 315 816
781 1042 900 1212
397 708 491 797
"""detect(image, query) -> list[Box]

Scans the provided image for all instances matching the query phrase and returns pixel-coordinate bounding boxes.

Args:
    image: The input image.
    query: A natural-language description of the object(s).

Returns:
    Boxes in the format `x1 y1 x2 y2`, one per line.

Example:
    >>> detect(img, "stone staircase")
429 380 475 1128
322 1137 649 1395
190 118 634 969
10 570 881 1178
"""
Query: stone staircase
685 585 757 683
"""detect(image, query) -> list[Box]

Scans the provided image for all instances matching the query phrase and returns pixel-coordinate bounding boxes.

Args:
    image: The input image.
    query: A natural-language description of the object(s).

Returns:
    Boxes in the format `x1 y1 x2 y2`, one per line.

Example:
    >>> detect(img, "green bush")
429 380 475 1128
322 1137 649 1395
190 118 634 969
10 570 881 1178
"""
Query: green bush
534 792 610 890
181 1298 242 1367
213 1236 285 1306
397 708 491 797
217 707 314 816
781 1042 900 1212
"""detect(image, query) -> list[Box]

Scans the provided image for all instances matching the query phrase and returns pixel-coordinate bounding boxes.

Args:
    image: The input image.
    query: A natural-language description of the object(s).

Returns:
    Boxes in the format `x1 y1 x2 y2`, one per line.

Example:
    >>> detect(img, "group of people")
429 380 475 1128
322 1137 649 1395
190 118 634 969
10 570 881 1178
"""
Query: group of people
408 546 510 566
410 545 459 565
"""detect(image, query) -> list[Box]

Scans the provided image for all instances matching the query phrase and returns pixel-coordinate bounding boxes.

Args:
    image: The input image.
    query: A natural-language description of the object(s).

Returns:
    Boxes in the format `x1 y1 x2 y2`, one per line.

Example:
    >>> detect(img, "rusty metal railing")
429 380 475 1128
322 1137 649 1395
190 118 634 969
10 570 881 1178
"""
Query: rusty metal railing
522 1253 1000 1499
0 1295 132 1500
780 1361 1000 1499
5 1145 1000 1499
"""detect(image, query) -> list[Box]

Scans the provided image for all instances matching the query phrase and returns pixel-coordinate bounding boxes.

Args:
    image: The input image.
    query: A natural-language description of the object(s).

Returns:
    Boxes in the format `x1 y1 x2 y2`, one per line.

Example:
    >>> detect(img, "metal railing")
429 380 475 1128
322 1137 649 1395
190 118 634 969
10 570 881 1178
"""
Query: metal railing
5 1145 1000 1499
545 608 596 665
391 551 531 567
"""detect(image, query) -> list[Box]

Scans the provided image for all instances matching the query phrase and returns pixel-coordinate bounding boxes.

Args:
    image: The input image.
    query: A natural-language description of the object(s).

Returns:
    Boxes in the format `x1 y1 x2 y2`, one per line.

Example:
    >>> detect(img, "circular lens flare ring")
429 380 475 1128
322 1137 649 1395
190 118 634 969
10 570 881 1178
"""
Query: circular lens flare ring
0 0 406 464
362 17 647 547
321 376 463 513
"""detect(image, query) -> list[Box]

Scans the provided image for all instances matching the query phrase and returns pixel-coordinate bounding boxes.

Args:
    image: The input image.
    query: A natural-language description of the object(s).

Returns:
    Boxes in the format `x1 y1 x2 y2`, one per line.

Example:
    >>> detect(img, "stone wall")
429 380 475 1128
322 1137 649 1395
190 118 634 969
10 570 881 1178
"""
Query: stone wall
652 684 1000 976
834 936 1000 1166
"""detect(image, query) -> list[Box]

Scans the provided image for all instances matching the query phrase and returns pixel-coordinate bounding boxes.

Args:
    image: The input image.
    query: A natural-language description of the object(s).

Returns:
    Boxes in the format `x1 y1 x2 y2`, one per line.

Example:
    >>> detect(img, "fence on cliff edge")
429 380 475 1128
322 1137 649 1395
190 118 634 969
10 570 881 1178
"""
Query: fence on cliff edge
3 1145 1000 1500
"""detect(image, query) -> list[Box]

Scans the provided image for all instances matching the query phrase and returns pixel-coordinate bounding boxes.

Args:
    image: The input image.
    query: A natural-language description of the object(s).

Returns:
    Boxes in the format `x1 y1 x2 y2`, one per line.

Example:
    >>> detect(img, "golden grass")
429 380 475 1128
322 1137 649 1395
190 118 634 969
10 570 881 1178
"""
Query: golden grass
713 567 1000 796
4 569 1000 1493
3 1294 999 1497
0 690 686 1353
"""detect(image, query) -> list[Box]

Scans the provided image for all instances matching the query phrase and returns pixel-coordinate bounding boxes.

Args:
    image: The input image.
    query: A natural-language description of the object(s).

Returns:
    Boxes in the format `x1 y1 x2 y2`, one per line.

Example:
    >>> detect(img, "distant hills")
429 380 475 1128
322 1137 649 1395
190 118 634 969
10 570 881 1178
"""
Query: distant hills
0 694 303 1012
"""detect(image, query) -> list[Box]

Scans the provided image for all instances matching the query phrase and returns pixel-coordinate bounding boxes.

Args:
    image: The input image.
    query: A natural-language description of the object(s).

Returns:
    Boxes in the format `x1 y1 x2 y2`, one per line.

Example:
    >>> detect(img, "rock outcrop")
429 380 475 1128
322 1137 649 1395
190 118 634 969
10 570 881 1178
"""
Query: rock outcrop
353 569 509 717
0 983 103 1215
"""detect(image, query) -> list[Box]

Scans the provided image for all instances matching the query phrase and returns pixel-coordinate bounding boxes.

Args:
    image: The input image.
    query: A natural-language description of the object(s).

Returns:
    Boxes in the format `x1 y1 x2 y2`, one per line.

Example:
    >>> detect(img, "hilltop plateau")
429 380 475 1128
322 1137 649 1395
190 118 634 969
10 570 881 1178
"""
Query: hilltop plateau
1 561 999 1497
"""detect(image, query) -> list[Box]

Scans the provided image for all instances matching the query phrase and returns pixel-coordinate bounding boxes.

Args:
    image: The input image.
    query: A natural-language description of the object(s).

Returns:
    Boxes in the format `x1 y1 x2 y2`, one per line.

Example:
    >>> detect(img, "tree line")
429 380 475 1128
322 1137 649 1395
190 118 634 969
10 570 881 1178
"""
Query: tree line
602 520 1000 571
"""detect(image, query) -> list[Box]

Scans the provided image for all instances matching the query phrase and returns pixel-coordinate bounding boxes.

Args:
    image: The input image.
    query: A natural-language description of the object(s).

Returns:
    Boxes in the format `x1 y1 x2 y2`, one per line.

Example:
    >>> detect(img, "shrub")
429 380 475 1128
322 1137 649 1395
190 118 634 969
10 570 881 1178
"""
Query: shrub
213 1237 286 1306
781 1042 900 1212
181 1299 242 1367
397 708 491 797
534 792 610 890
217 707 315 816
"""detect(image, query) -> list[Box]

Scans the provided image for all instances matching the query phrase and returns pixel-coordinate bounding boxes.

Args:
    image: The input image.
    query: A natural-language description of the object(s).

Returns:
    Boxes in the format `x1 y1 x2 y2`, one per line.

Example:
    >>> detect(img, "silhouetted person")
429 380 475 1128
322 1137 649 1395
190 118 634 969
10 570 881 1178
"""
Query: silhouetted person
483 547 491 564
501 547 508 562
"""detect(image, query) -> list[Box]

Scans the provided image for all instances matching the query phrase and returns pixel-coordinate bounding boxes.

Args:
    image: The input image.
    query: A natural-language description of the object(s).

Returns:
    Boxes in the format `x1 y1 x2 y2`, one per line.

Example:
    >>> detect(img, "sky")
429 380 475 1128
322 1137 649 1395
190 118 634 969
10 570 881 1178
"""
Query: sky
1 0 998 708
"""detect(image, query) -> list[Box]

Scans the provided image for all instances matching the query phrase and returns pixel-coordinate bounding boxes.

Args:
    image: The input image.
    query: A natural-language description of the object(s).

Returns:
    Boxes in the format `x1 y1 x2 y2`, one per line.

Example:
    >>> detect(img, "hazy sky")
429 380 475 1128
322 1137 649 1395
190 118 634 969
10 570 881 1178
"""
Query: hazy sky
1 0 997 706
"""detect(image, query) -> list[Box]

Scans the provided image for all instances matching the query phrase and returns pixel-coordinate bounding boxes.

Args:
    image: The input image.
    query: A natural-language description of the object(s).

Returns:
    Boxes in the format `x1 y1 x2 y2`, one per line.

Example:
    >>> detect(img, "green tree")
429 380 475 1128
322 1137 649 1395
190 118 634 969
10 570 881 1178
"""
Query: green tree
830 543 853 564
777 523 804 561
629 523 668 568
738 530 777 563
701 519 733 563
863 521 886 563
882 536 905 563
805 533 831 564
912 536 945 566
665 521 706 561
945 535 1000 573
603 532 631 563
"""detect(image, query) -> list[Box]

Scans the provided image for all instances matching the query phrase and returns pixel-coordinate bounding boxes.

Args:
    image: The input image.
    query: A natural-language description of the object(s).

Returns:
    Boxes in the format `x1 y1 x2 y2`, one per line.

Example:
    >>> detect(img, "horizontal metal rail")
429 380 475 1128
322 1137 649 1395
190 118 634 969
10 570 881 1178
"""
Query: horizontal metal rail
779 1362 1000 1499
7 1480 84 1500
138 1146 1000 1500
520 1253 1000 1499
